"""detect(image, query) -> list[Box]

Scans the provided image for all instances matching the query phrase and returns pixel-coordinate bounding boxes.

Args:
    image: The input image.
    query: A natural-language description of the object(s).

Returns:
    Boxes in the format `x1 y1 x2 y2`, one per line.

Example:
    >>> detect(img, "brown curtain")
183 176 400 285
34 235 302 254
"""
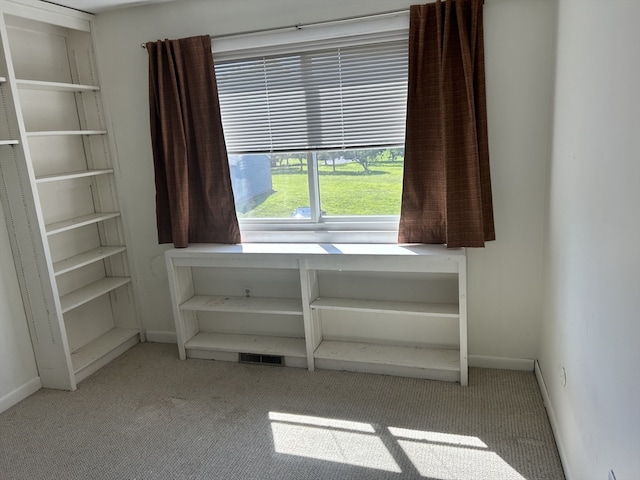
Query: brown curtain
147 35 240 247
399 0 495 248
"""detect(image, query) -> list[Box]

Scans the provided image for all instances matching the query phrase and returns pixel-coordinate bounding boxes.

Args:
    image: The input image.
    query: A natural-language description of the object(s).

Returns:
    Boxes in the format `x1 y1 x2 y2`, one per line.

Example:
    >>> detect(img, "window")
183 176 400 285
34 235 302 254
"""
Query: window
213 13 409 242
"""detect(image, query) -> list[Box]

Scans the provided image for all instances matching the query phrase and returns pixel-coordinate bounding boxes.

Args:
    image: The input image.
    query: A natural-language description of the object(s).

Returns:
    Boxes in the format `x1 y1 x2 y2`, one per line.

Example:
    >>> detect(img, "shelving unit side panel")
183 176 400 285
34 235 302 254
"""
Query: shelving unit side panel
458 256 468 386
299 261 320 371
165 258 196 359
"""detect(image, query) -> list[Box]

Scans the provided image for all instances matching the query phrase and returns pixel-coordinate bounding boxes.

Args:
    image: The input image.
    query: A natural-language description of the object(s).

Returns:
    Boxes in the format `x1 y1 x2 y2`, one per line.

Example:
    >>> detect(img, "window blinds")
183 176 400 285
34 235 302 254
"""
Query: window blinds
214 40 408 154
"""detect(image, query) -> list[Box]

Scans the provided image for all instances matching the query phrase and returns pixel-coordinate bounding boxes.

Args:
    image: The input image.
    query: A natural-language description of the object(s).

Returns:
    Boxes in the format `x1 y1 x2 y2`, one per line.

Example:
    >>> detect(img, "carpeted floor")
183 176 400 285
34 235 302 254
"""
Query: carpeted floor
0 343 564 480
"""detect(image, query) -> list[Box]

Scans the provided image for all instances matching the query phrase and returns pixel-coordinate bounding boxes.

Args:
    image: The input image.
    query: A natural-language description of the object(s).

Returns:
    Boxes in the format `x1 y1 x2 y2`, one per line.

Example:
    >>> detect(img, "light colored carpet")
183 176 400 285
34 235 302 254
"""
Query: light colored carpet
0 343 564 479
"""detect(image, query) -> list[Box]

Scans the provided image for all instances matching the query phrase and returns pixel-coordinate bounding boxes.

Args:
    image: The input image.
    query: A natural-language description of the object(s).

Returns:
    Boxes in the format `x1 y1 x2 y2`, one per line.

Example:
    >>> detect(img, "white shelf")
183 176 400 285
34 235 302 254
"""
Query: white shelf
0 76 6 83
60 276 130 313
16 79 99 92
185 332 306 358
26 130 107 137
0 139 19 145
166 245 467 384
36 168 113 183
53 246 126 276
314 340 460 371
45 212 120 235
311 297 459 317
71 327 139 379
180 295 303 315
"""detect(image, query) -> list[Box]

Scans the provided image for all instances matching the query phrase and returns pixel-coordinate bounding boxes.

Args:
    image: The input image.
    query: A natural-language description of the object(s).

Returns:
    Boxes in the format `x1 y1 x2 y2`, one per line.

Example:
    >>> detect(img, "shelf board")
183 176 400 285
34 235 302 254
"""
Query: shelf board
16 79 99 92
314 340 460 372
46 212 120 235
0 139 19 145
36 168 113 183
180 295 303 315
185 332 306 358
26 130 107 137
71 327 139 379
53 246 126 276
60 276 130 313
311 297 459 317
0 76 6 83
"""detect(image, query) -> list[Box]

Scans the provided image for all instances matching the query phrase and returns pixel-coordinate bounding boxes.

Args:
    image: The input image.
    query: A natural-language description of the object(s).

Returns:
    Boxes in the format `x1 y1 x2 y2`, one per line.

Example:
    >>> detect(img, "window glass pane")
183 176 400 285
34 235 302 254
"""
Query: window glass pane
230 153 310 219
318 148 404 216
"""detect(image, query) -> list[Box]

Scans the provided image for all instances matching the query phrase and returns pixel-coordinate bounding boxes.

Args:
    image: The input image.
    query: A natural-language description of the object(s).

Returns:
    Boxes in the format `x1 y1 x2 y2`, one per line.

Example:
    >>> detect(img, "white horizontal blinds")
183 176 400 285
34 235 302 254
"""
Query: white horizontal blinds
215 40 408 154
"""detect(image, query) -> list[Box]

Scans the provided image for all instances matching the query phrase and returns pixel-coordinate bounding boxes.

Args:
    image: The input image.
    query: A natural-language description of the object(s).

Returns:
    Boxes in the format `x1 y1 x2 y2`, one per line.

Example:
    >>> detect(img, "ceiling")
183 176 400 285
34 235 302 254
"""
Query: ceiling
42 0 176 14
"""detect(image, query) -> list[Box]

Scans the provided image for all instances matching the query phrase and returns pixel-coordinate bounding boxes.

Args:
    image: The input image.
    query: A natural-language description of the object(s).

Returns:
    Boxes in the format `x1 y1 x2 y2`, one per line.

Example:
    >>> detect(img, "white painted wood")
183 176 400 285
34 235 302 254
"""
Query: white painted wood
535 360 571 480
26 129 107 136
457 256 468 386
71 327 139 381
165 245 468 384
311 297 459 317
0 377 41 414
2 0 92 32
0 0 139 390
35 168 113 183
314 340 460 371
299 260 319 370
59 276 130 313
16 79 98 91
180 295 303 315
185 332 306 358
45 211 120 235
52 245 126 276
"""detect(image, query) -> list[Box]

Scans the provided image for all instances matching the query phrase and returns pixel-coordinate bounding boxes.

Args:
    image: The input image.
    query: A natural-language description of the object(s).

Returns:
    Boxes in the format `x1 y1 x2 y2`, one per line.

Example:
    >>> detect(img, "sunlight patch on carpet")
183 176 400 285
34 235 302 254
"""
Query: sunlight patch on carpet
269 412 401 472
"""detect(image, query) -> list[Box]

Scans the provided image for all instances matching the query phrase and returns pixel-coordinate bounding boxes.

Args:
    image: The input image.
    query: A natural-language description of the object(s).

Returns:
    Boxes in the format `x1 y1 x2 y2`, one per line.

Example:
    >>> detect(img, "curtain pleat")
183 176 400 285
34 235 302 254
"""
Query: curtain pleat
399 0 495 248
147 35 240 247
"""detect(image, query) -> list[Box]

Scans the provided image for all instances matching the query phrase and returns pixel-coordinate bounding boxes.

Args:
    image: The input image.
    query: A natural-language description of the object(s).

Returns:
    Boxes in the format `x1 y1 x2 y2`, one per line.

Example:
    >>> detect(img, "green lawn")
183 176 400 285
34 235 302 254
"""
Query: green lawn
239 159 404 218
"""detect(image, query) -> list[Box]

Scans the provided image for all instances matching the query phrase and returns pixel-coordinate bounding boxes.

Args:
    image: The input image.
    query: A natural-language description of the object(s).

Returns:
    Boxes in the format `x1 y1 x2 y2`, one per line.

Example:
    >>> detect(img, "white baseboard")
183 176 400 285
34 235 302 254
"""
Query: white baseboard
145 330 177 344
469 355 535 371
535 360 571 480
0 377 41 414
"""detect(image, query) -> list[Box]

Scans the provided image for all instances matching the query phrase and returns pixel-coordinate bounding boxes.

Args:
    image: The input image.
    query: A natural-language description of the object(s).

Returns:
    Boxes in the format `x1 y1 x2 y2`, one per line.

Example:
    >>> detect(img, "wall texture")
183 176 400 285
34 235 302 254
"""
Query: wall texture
93 0 556 366
0 198 39 412
539 1 640 478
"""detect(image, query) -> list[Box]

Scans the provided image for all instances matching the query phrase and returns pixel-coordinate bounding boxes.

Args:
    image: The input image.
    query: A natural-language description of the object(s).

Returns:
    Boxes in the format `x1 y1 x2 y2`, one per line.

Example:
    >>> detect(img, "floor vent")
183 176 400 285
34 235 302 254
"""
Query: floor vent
239 353 284 366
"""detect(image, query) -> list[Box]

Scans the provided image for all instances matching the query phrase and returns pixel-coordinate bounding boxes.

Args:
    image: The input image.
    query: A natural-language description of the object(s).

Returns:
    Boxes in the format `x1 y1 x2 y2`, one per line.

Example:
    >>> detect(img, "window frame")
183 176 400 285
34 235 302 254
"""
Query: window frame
212 12 409 244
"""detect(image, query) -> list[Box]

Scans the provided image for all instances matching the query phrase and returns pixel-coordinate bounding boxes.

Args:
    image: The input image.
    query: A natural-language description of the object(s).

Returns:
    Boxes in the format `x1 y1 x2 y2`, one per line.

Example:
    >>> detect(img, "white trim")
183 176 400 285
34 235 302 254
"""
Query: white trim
145 330 177 344
0 377 41 414
212 11 409 60
468 355 535 371
535 360 572 480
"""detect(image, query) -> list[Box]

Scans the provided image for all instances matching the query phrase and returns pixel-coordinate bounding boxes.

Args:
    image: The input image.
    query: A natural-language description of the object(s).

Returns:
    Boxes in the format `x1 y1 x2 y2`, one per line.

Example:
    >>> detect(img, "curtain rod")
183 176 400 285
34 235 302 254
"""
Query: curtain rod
141 8 409 48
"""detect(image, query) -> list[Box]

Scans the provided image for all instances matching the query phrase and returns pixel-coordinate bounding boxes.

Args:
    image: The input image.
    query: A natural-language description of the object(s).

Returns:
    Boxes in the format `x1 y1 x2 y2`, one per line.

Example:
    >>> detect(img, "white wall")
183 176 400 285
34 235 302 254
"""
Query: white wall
0 198 40 412
93 0 556 365
539 1 640 479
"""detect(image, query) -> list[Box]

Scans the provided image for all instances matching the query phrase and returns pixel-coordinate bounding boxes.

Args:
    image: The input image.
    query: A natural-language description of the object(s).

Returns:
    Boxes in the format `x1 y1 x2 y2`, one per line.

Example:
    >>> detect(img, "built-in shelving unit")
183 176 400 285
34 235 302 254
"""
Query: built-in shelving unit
0 0 140 390
166 244 468 385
